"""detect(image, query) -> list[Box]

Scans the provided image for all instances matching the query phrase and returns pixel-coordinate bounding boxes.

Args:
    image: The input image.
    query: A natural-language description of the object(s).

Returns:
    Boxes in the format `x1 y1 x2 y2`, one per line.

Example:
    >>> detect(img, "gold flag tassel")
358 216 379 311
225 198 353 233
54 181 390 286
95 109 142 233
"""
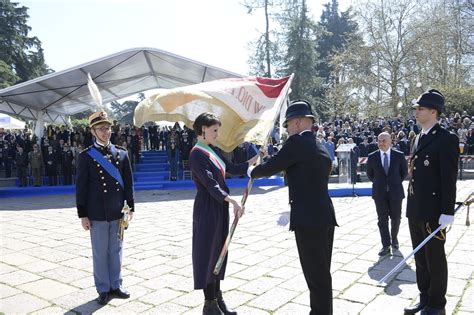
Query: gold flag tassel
118 202 132 241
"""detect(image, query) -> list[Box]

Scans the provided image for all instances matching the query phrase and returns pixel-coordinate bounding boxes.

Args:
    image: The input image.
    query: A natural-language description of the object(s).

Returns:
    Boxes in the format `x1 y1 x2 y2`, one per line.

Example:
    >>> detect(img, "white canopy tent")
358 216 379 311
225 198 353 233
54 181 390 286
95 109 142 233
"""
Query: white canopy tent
0 47 243 126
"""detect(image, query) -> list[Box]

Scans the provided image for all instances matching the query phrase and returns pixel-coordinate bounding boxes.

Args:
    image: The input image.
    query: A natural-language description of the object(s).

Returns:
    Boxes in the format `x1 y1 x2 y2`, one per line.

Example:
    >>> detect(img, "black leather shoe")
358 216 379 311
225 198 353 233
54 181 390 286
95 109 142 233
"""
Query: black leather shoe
392 242 399 250
110 287 130 299
378 246 391 256
203 299 224 315
420 307 445 315
404 303 426 314
216 291 237 315
97 292 109 305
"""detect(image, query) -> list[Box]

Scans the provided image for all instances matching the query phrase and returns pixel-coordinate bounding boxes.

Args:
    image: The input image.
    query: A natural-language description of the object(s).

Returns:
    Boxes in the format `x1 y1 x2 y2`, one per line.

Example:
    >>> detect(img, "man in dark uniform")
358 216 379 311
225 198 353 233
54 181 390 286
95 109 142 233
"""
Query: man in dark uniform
404 89 459 315
45 146 58 186
250 100 338 315
2 142 14 178
76 111 135 305
62 144 74 185
15 146 29 187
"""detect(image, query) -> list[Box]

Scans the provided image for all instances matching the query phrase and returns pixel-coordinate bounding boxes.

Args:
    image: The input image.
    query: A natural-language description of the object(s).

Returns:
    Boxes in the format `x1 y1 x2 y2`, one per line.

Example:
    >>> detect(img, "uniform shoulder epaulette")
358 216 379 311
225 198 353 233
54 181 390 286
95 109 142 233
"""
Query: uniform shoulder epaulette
392 148 403 154
115 145 127 151
80 145 93 153
368 150 378 157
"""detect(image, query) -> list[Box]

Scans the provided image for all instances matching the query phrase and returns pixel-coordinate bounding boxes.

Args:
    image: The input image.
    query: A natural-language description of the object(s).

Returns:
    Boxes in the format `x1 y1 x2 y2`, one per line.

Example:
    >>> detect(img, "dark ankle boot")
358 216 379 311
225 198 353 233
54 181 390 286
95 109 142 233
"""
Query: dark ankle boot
203 299 224 315
216 291 237 315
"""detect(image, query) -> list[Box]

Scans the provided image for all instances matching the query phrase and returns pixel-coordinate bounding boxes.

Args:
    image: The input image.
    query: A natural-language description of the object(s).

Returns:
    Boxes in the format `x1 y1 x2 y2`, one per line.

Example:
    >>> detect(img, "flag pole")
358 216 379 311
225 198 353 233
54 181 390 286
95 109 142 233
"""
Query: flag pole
214 74 294 276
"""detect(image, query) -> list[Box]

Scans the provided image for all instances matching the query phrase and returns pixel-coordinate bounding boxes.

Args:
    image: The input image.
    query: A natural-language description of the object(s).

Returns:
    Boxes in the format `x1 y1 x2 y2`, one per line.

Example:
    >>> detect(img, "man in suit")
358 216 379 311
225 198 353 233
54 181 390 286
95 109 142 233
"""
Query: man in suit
403 90 459 315
76 111 135 305
250 100 338 315
367 132 408 256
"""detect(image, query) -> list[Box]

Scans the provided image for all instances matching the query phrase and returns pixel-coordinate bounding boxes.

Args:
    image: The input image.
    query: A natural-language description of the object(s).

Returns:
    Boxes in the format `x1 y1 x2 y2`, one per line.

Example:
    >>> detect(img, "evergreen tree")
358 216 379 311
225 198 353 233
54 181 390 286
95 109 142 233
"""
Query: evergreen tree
279 0 326 117
0 0 51 85
316 0 359 84
110 100 139 120
245 0 285 77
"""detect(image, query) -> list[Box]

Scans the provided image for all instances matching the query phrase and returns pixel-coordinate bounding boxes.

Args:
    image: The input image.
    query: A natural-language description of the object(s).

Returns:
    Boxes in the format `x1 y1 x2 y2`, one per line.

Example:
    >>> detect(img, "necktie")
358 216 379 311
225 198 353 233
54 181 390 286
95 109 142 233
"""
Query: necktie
383 152 389 175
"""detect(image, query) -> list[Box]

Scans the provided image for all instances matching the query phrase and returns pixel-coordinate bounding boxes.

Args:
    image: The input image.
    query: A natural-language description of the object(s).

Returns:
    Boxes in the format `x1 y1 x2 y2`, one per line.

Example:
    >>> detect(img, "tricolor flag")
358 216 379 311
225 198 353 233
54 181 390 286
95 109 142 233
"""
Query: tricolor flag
134 75 293 152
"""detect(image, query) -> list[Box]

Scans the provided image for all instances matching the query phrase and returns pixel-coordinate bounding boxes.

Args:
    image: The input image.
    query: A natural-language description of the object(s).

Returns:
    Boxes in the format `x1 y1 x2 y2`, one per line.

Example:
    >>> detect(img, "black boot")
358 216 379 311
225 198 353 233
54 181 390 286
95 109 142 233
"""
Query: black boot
203 299 224 315
216 291 237 315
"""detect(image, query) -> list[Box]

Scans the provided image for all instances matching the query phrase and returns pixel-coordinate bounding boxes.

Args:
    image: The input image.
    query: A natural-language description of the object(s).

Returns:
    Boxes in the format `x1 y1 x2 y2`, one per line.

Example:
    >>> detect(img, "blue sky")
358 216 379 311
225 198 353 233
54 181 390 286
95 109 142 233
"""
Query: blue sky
21 0 352 76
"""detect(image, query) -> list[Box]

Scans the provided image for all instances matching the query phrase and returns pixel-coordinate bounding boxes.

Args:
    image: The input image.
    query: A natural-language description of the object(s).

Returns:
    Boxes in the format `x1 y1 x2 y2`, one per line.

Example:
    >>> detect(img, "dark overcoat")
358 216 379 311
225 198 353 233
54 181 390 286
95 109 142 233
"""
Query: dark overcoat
406 124 459 220
189 145 247 289
251 131 338 230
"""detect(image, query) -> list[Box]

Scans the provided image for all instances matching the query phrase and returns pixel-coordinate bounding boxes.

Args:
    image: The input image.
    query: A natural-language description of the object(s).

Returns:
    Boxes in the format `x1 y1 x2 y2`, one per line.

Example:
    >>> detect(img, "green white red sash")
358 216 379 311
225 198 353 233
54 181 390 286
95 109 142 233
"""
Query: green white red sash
192 141 226 177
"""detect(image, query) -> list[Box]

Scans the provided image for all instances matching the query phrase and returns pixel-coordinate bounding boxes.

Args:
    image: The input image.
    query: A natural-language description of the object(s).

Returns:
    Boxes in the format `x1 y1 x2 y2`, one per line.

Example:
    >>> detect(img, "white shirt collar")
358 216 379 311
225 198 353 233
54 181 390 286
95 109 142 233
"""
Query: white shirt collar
299 129 312 135
421 123 437 135
380 148 391 156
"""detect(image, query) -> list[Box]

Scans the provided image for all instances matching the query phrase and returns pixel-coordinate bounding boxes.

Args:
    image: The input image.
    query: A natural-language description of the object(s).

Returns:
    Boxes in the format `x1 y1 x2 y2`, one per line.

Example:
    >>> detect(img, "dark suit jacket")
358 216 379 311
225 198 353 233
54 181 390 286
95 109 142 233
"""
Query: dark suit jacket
76 143 134 221
251 131 338 230
406 124 459 221
366 149 408 201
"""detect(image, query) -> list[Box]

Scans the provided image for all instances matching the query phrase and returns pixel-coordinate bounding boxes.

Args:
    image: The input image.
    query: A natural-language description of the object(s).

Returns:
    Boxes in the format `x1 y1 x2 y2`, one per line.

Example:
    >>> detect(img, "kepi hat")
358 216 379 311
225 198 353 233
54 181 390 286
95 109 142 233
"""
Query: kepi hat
89 111 112 128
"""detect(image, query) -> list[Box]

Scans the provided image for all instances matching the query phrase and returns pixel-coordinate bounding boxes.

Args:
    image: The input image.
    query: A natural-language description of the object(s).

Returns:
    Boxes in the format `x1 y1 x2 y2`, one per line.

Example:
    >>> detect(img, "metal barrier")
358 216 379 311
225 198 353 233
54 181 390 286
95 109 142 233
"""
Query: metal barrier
356 155 474 181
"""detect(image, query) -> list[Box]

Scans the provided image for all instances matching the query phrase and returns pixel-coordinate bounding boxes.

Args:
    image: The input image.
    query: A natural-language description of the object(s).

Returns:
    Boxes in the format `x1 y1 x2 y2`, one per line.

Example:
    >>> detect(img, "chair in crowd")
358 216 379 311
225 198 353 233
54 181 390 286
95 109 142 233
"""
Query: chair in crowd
182 159 192 180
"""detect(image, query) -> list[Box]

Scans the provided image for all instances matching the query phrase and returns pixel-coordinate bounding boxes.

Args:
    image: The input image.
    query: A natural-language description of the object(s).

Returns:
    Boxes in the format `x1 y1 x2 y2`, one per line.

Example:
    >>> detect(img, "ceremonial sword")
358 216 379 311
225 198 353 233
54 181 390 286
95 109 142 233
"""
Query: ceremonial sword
378 192 473 286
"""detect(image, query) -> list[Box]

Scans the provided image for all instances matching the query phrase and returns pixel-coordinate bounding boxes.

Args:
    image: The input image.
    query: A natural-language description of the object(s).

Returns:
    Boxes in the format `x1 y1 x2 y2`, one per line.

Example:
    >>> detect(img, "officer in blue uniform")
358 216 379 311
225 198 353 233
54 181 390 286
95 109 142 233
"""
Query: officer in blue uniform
76 111 135 305
404 90 459 315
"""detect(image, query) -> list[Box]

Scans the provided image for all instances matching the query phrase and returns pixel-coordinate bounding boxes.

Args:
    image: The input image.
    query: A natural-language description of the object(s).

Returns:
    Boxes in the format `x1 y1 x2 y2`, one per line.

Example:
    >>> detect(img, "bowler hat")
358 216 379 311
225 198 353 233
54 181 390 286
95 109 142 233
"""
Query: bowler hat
283 100 315 128
89 111 112 128
413 89 445 113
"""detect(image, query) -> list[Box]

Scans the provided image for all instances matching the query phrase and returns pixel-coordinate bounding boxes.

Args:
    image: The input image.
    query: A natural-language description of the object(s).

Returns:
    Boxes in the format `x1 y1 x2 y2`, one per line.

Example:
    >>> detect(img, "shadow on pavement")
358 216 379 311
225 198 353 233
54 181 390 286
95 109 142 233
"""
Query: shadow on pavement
67 298 105 314
367 249 415 296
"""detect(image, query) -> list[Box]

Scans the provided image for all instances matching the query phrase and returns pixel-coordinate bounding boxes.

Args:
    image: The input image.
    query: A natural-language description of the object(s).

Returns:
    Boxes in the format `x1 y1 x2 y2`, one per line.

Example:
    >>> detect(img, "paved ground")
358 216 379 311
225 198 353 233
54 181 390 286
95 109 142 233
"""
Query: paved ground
0 180 473 315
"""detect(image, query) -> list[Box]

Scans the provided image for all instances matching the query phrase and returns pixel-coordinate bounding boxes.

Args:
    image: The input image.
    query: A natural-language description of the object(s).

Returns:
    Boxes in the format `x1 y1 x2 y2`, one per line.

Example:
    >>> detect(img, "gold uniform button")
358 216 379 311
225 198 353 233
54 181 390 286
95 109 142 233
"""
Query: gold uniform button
101 177 105 180
103 183 107 186
414 155 418 159
433 192 436 195
104 189 107 193
412 179 415 182
99 170 103 173
413 167 416 170
116 188 120 191
116 182 119 185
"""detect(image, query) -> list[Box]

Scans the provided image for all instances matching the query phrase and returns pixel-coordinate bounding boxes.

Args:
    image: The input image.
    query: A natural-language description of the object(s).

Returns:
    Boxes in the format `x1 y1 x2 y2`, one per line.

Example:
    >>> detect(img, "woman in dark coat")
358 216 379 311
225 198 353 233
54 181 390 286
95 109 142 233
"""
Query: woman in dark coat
189 113 258 315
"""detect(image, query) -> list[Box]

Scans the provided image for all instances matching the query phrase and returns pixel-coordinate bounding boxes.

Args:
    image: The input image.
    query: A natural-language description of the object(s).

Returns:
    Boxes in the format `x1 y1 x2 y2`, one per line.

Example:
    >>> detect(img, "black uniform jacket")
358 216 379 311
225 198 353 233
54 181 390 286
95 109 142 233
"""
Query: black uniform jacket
76 143 134 221
406 124 459 221
251 131 338 230
366 148 408 201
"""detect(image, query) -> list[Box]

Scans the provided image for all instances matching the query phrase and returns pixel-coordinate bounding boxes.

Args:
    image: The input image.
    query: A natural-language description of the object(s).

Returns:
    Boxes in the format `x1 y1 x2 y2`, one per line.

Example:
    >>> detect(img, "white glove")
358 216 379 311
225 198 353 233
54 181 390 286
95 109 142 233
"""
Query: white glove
247 165 256 178
438 214 454 229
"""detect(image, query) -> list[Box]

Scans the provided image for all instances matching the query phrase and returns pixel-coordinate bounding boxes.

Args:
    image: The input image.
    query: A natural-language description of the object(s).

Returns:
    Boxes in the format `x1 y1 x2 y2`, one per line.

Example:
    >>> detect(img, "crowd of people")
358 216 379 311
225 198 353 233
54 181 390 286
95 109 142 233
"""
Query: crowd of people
0 121 197 186
0 110 472 187
311 111 473 181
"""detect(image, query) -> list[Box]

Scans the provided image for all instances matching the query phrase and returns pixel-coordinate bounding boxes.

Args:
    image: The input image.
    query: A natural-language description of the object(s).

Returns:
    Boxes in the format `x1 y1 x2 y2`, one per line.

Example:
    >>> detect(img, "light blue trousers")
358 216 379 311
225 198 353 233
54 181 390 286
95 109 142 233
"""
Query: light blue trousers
90 219 123 293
